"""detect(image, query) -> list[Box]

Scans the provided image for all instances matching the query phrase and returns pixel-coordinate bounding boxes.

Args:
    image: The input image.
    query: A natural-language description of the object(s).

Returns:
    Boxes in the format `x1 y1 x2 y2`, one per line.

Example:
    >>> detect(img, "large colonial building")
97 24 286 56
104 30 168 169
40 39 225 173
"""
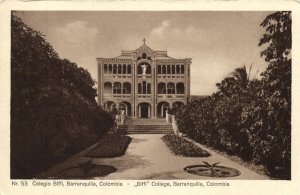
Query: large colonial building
97 40 191 118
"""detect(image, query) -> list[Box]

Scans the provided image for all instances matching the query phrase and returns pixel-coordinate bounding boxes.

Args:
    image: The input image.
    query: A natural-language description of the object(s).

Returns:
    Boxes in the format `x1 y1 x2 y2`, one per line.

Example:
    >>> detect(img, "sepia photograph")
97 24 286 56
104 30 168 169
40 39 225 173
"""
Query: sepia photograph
0 0 299 194
9 10 292 181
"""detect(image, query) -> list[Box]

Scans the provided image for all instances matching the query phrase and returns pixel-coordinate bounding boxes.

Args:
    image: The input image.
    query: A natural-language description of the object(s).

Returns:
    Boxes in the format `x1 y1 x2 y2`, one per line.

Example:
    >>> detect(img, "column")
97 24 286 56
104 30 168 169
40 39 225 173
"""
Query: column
99 61 103 105
133 60 137 118
148 105 151 118
186 60 191 103
152 62 156 118
166 83 168 94
131 104 134 117
138 105 141 118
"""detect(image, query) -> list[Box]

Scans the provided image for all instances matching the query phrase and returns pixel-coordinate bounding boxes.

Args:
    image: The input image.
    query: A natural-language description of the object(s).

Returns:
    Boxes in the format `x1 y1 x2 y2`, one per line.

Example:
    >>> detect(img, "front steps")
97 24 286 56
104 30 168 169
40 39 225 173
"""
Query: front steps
118 118 173 134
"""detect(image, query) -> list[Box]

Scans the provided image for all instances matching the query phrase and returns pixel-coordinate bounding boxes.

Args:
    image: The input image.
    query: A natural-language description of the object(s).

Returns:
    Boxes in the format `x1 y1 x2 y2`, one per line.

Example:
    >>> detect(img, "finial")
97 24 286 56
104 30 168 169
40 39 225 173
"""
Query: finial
143 38 146 44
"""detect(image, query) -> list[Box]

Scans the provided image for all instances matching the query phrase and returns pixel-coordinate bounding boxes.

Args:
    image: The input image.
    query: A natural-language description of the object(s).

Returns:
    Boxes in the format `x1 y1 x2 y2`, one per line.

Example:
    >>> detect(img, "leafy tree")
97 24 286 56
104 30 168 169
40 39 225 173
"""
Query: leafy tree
11 13 113 178
175 11 291 179
239 11 291 178
230 66 249 90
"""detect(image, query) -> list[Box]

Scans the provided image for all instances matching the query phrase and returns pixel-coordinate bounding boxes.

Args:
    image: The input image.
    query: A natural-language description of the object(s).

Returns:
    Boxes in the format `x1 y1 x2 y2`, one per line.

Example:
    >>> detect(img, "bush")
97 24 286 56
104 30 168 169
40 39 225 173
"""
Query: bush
162 133 210 157
85 134 132 158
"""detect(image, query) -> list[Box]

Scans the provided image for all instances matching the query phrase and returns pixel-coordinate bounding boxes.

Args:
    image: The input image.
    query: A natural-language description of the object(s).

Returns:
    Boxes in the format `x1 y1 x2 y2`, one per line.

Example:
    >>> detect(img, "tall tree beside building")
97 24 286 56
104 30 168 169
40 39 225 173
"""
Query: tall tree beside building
11 13 113 178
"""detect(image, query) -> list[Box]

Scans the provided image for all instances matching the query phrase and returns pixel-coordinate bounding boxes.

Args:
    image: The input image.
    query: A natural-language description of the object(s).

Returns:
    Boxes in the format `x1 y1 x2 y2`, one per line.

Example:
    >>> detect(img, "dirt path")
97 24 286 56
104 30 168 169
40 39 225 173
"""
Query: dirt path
93 134 267 180
38 134 268 180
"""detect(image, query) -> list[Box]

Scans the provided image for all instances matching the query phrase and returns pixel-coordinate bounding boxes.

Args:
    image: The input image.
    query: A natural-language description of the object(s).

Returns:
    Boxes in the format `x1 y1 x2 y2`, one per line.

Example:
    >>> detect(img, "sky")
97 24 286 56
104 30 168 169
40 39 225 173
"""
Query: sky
16 11 272 95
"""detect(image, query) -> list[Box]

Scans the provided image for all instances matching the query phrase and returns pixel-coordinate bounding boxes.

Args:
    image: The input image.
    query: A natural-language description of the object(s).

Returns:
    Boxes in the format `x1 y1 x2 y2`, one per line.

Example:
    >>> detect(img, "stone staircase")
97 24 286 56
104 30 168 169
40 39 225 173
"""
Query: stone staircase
118 118 173 134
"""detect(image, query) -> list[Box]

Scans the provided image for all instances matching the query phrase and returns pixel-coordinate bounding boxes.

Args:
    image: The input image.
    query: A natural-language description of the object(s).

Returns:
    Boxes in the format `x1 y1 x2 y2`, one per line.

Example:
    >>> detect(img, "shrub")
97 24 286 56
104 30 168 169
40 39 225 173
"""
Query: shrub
175 11 291 179
85 134 132 158
162 133 210 157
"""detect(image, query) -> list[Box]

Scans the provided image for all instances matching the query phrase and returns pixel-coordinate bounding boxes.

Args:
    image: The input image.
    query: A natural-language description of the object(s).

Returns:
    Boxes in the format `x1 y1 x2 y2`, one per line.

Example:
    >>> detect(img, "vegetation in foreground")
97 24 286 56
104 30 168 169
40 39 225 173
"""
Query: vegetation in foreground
162 133 210 157
11 13 114 179
175 11 291 179
86 134 132 158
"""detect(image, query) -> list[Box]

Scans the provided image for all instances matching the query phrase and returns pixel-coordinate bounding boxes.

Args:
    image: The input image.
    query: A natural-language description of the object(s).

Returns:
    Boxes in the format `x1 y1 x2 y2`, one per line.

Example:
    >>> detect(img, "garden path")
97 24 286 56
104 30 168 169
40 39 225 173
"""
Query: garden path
94 134 267 180
40 134 268 180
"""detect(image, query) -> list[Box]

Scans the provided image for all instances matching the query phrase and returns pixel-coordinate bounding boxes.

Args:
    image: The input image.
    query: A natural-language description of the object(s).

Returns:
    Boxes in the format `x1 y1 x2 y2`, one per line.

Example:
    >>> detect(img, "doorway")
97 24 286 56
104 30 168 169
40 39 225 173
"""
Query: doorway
139 103 150 118
141 106 148 118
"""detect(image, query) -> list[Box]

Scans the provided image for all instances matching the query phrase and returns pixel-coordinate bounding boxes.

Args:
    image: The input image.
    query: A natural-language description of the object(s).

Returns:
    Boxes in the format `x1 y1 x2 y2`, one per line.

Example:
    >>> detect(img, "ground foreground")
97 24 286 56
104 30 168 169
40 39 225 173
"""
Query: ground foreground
38 134 267 180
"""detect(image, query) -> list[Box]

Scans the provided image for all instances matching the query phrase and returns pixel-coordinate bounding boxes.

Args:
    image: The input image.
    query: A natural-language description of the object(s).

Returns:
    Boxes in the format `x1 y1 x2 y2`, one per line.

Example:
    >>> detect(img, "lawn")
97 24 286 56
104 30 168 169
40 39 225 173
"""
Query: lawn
85 134 132 158
162 133 210 157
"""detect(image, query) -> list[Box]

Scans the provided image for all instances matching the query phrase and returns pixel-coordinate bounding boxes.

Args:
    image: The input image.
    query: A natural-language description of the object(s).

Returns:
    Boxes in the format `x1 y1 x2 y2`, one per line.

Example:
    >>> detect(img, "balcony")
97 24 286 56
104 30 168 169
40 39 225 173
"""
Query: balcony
157 75 185 79
137 74 151 79
138 94 151 99
104 94 132 98
104 74 132 79
157 94 186 99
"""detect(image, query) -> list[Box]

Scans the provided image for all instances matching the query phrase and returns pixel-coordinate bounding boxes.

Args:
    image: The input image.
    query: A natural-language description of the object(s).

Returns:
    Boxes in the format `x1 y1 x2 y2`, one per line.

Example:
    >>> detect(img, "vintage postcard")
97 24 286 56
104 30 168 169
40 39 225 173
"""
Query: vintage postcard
0 0 299 195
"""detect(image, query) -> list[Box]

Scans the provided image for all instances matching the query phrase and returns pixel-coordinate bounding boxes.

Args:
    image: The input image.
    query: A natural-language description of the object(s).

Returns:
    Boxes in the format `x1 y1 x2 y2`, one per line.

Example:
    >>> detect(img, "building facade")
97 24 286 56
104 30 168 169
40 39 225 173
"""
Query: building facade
97 40 191 118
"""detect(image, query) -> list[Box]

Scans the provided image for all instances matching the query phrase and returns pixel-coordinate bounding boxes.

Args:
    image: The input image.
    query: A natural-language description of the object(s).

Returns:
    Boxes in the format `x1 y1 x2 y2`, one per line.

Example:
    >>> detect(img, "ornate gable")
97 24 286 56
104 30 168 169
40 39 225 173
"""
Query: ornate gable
135 39 153 59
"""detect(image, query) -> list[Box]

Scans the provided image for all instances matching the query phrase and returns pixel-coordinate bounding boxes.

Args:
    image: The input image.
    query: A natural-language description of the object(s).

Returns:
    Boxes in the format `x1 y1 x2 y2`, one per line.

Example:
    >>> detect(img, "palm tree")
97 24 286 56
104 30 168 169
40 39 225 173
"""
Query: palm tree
230 65 249 89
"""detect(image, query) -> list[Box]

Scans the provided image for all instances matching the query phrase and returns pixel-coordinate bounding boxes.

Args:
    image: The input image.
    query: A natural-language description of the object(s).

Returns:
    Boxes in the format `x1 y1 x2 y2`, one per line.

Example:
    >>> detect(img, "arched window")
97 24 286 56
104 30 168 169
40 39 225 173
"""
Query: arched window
123 82 131 94
158 83 166 94
167 83 175 94
142 53 147 59
113 82 122 94
104 82 112 94
157 102 170 118
176 82 185 94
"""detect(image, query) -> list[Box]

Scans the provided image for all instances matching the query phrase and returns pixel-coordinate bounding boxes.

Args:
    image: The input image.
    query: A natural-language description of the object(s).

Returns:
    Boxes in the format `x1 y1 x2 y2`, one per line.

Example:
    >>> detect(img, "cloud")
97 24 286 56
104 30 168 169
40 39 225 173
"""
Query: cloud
149 20 211 53
150 20 171 39
50 20 100 80
55 20 99 51
150 20 198 39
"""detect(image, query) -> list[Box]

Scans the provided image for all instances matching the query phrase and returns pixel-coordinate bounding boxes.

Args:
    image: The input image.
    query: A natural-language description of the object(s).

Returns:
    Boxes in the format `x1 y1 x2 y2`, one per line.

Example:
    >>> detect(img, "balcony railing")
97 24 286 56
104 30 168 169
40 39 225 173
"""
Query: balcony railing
104 74 132 79
137 74 151 79
157 75 185 79
157 94 186 99
138 94 151 99
104 94 185 99
104 94 131 98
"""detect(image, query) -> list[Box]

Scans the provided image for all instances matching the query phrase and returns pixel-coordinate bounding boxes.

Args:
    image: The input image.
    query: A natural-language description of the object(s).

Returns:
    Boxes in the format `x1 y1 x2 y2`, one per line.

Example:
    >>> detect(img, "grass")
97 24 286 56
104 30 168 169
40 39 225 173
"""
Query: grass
162 133 210 157
85 133 132 158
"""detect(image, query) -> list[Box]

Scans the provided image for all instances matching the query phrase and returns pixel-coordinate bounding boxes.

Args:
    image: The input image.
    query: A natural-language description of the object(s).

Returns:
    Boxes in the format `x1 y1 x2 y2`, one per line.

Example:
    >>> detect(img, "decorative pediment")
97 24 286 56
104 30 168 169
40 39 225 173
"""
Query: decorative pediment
135 39 154 60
